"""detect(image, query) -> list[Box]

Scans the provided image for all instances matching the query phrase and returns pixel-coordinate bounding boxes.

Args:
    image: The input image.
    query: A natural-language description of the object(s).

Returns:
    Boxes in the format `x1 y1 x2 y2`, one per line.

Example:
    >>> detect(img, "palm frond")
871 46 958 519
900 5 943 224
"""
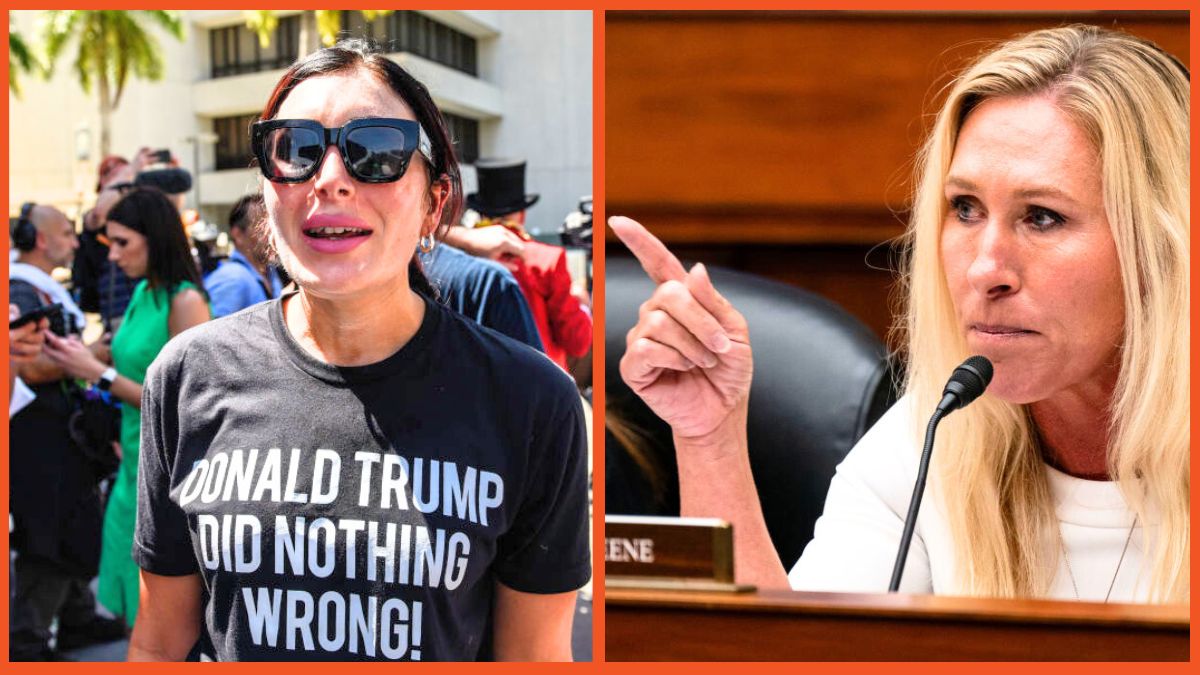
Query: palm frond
360 10 394 23
142 10 184 40
243 10 278 49
39 9 82 78
10 31 39 73
9 29 42 96
73 40 92 94
315 10 341 47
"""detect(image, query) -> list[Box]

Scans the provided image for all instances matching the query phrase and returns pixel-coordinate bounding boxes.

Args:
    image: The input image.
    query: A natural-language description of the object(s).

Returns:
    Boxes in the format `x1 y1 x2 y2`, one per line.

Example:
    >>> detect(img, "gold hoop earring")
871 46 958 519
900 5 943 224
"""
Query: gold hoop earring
418 233 436 253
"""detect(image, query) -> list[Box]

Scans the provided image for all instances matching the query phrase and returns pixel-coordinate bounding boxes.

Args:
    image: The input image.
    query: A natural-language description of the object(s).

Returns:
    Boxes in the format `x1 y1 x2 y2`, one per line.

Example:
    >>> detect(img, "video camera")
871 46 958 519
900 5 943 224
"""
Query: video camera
560 195 592 248
9 302 80 337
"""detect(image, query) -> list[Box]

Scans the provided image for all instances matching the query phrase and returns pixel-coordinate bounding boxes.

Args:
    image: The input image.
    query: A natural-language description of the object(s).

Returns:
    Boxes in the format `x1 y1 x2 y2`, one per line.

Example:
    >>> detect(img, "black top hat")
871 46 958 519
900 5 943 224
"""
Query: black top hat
466 158 539 217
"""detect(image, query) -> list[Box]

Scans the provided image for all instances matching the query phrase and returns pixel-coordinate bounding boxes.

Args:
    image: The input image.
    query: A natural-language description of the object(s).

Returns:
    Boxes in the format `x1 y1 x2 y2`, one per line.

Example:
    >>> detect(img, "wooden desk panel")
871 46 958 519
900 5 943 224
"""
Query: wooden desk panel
604 12 1189 342
606 11 1189 245
605 588 1189 661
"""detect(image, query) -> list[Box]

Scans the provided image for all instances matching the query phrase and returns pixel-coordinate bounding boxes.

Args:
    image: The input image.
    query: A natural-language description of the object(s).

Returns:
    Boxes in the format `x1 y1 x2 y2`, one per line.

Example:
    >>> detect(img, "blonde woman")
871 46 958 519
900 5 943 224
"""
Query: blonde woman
610 25 1188 603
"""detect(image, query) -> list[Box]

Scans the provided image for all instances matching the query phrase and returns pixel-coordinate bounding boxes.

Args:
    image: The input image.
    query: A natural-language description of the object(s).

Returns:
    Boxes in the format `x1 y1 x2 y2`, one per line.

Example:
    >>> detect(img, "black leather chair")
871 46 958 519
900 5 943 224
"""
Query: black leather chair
605 255 898 569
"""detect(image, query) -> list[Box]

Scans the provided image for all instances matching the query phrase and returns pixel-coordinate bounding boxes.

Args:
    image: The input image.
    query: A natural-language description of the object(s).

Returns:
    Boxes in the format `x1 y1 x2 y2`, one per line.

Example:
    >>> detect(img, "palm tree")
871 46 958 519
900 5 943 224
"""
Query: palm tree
40 10 185 157
9 20 42 98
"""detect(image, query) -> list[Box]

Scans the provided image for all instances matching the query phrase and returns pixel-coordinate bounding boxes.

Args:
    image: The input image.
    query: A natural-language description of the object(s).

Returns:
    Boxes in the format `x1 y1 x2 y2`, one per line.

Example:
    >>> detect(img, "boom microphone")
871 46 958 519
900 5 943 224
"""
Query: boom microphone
936 355 993 414
888 355 994 593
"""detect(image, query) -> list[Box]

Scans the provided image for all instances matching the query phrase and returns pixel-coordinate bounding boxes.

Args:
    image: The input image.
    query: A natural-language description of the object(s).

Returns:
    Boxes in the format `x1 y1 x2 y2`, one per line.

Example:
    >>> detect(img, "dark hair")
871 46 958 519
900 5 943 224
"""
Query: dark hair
229 191 264 231
259 38 464 299
106 187 204 296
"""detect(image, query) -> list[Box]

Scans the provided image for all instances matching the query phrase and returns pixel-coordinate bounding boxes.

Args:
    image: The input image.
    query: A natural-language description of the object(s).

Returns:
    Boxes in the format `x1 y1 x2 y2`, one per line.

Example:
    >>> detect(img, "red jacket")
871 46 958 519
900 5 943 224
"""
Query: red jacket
502 240 592 369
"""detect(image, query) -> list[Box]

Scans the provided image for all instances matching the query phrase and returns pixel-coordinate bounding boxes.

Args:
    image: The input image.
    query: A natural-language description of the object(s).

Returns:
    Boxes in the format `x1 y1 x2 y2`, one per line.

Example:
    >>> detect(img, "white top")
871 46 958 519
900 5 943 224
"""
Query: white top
788 397 1150 602
9 376 35 418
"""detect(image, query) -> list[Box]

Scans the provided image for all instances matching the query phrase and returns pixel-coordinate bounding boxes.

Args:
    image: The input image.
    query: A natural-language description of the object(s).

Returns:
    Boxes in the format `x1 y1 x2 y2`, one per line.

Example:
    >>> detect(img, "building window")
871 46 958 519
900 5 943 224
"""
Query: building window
444 113 479 165
210 15 300 78
341 11 477 76
213 114 259 171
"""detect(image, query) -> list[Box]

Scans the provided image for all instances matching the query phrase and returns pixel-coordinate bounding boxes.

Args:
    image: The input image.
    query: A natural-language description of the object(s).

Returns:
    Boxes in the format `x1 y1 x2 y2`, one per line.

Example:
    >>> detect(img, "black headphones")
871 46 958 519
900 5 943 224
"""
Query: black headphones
12 202 37 252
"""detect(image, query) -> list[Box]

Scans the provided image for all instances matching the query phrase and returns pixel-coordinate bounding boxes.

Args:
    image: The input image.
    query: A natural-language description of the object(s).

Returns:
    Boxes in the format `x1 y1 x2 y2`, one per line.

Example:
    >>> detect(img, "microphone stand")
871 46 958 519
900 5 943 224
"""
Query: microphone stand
888 404 948 593
889 356 992 592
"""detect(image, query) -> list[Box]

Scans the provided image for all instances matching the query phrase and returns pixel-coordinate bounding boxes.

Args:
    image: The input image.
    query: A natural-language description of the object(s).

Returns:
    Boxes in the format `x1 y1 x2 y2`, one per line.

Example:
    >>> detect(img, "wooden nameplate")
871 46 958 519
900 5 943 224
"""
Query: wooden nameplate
604 515 753 592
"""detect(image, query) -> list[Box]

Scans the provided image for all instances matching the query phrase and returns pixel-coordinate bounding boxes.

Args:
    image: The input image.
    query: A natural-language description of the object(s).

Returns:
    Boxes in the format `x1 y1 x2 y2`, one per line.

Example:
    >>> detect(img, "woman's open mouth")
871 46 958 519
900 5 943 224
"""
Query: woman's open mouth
301 214 373 254
304 226 371 240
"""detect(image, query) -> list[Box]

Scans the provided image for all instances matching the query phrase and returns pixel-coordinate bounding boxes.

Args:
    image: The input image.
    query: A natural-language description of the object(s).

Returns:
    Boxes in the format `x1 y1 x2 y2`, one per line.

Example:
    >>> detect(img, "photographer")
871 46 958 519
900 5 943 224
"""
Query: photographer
75 150 192 331
132 147 191 214
76 208 137 330
9 203 124 661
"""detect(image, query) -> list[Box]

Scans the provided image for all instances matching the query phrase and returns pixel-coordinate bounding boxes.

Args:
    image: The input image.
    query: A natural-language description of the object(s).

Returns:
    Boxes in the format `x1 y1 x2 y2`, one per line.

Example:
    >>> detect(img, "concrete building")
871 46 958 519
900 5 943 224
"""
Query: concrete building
9 10 592 239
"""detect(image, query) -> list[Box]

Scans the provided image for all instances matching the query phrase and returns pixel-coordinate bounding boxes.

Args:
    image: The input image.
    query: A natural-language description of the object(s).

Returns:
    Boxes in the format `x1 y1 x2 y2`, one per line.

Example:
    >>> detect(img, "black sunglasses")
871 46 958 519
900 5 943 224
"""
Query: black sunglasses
250 117 433 184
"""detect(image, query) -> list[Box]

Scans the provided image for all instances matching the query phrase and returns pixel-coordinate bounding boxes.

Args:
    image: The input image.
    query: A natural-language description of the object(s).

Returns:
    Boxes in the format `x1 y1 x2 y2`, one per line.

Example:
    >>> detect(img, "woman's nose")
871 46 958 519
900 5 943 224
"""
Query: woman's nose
966 222 1021 299
312 145 355 199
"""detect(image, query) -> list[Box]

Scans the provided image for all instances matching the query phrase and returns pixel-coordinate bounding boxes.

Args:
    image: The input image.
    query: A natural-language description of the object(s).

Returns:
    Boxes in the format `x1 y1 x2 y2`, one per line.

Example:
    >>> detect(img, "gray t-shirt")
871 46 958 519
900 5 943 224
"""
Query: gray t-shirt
134 296 590 661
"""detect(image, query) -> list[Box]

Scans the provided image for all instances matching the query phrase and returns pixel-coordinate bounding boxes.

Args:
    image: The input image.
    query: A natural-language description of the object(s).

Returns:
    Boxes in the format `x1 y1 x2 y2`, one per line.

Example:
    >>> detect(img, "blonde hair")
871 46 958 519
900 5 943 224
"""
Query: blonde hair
898 25 1189 602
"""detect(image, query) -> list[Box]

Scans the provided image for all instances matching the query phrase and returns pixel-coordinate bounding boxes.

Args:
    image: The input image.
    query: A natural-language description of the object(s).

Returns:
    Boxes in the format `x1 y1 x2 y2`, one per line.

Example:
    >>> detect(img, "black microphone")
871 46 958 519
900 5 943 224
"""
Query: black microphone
936 355 993 414
888 355 994 593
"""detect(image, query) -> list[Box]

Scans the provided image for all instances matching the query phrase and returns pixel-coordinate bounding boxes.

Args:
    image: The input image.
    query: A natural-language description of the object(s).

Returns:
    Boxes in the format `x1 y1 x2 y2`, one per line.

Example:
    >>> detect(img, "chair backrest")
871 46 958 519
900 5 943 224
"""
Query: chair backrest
605 255 898 569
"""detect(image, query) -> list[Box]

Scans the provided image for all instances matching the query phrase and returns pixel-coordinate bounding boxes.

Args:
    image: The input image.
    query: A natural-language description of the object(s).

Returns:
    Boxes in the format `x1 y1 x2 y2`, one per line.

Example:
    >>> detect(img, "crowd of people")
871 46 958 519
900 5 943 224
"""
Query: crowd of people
9 43 593 660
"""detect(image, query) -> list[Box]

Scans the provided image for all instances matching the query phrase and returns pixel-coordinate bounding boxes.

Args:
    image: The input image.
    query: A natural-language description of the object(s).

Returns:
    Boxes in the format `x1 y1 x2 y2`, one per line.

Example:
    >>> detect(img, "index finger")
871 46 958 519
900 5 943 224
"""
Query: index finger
608 216 687 284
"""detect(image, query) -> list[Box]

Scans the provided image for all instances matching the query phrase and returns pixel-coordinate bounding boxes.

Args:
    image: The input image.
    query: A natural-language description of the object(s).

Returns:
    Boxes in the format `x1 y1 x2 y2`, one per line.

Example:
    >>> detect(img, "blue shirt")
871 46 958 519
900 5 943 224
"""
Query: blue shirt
419 243 544 351
203 249 283 318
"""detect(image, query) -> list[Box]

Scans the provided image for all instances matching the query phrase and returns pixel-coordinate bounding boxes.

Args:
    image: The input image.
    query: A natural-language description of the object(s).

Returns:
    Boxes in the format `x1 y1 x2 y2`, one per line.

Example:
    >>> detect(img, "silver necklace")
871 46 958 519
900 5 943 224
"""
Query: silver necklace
1060 516 1137 603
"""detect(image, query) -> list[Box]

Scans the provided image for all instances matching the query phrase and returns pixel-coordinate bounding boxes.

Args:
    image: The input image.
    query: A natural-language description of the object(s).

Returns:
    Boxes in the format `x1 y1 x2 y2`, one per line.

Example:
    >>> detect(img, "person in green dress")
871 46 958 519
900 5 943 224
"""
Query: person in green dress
44 187 210 628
